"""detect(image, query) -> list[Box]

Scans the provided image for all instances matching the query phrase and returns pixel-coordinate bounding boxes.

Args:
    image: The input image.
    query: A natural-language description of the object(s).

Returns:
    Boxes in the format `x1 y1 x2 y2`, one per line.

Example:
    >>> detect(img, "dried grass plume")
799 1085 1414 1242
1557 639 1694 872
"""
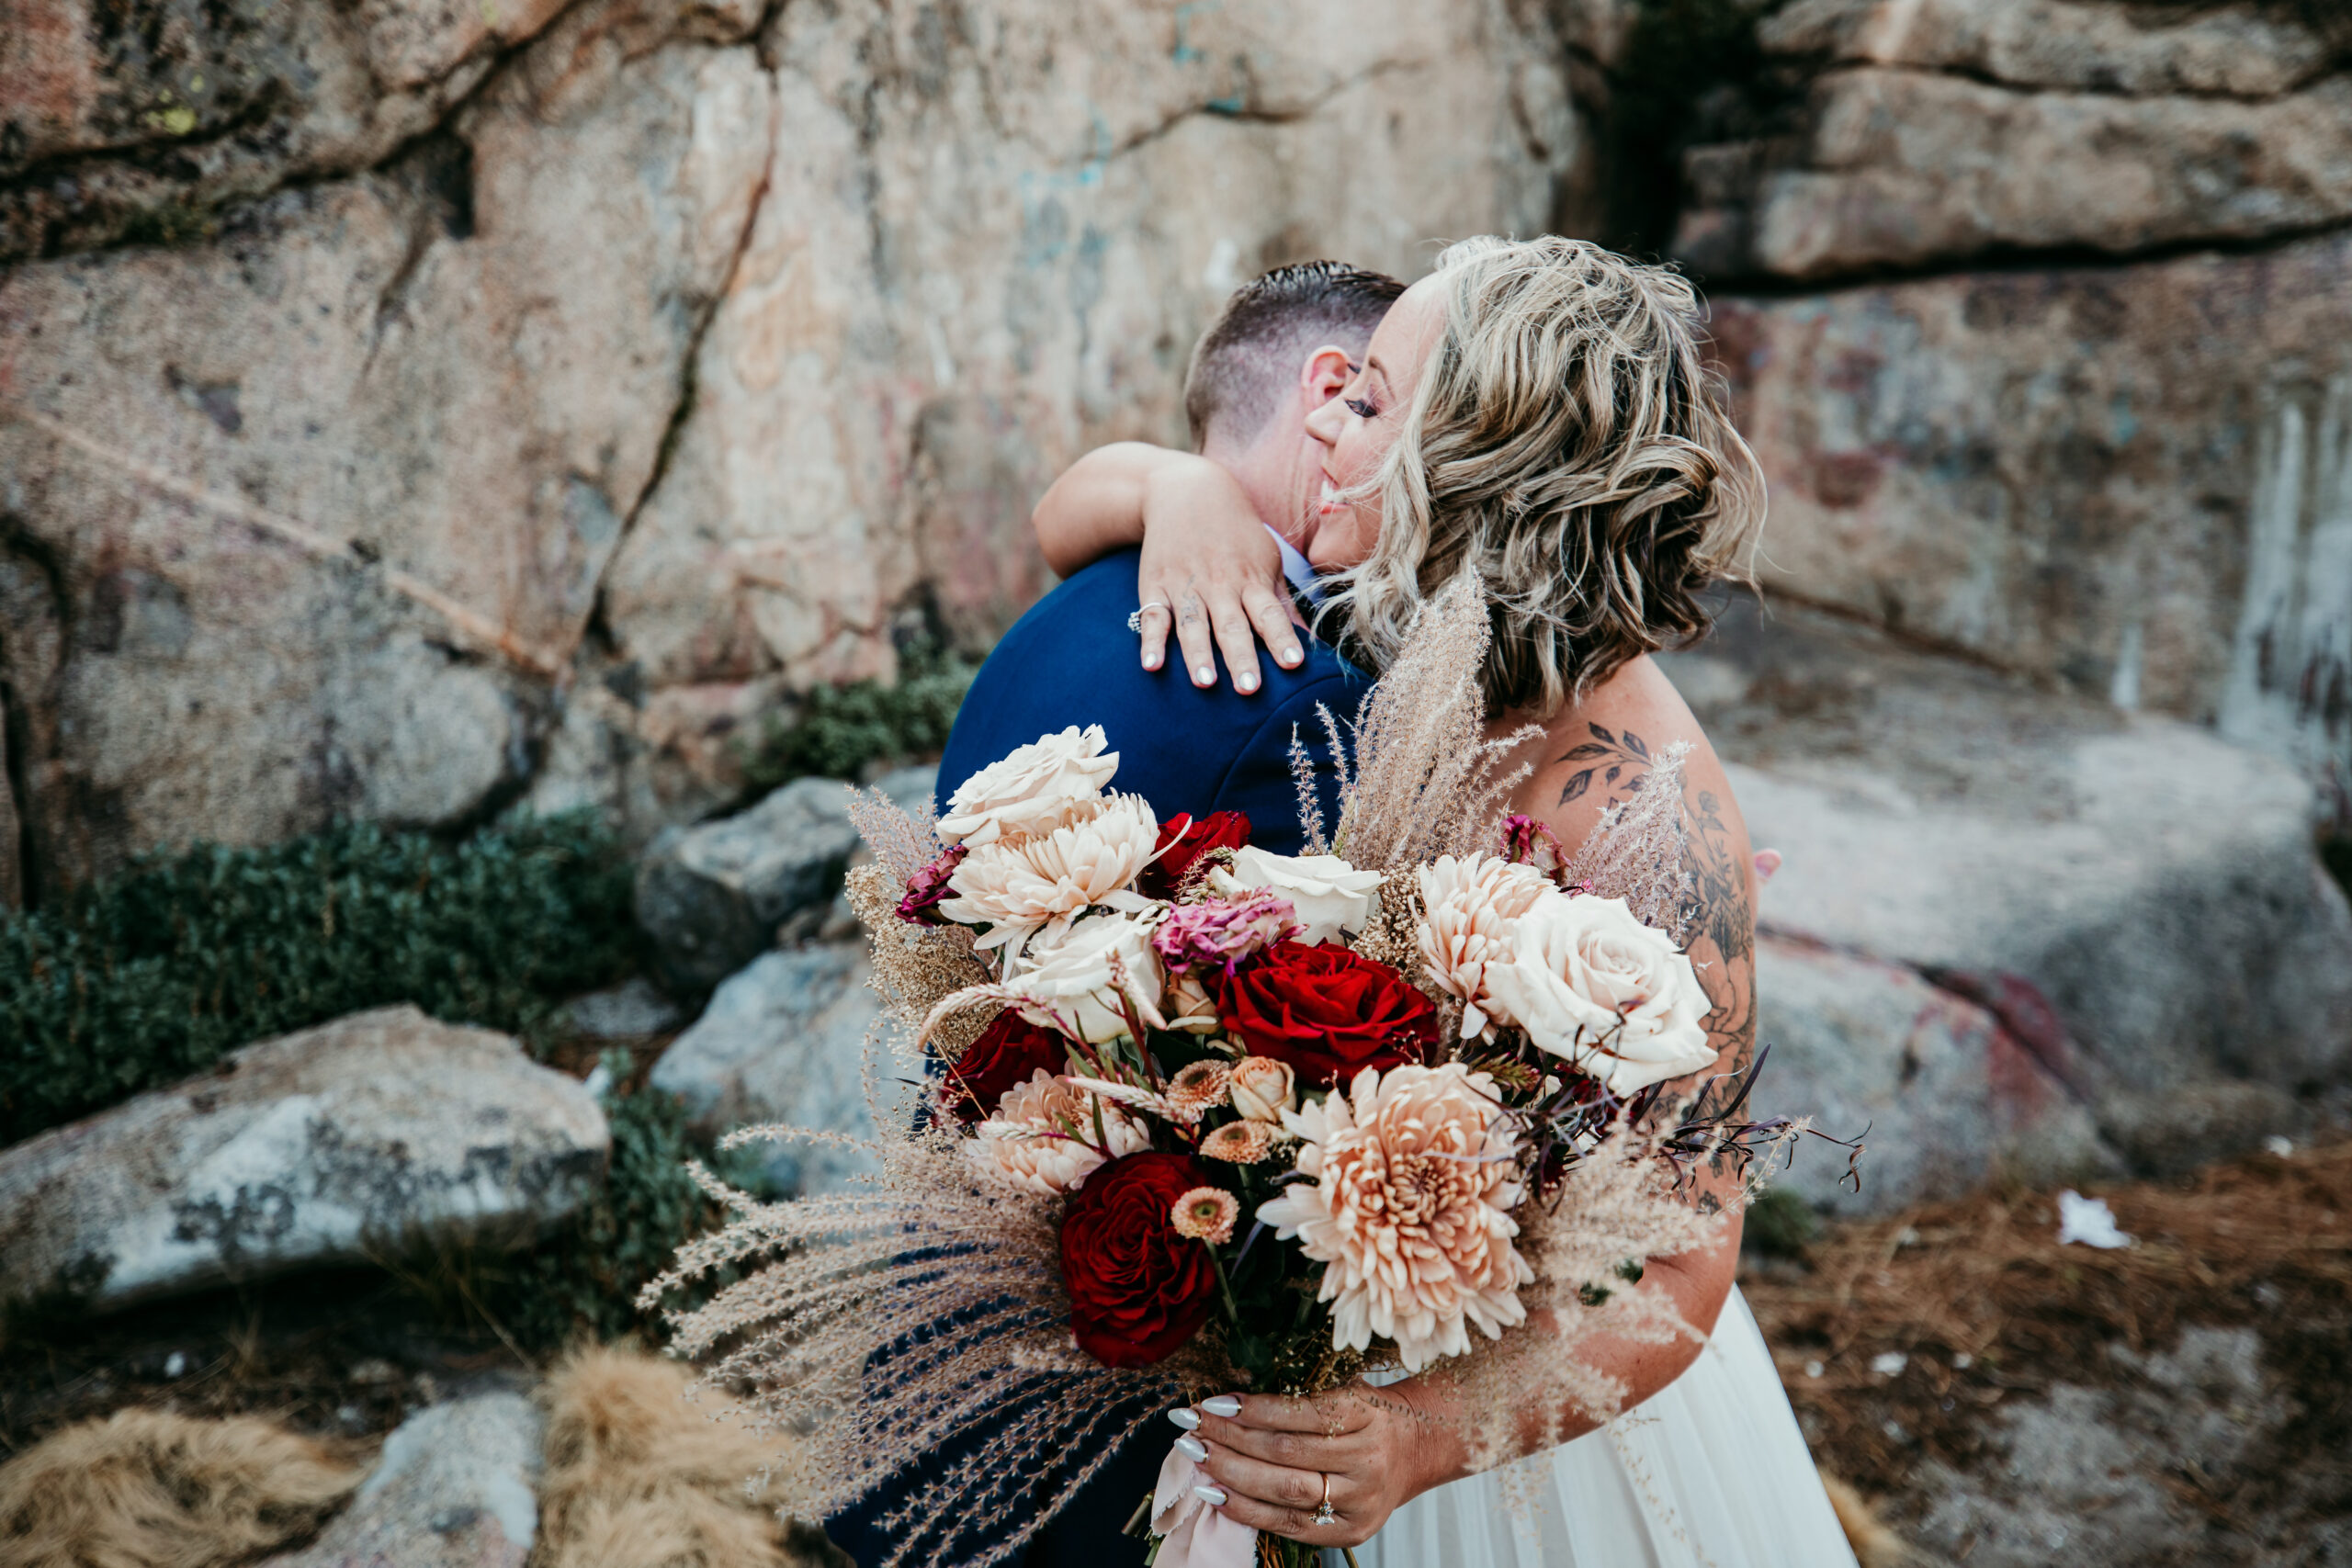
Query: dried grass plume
0 1407 361 1568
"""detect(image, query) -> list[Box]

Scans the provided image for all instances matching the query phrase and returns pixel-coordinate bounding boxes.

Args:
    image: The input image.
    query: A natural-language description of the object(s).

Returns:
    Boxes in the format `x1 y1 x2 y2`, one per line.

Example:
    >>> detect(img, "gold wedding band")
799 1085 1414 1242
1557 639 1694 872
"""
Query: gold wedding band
1127 601 1170 634
1312 1472 1339 1527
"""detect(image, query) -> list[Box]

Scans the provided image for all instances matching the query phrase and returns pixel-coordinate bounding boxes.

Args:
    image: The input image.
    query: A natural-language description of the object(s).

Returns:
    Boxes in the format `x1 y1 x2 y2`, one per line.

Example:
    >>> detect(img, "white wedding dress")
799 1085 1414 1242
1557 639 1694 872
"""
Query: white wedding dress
1351 1287 1858 1568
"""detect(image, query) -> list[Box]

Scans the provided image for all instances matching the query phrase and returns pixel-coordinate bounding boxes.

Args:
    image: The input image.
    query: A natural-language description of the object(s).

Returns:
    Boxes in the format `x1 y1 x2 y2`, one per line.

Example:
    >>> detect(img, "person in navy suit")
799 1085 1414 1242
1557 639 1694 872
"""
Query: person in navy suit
824 261 1400 1566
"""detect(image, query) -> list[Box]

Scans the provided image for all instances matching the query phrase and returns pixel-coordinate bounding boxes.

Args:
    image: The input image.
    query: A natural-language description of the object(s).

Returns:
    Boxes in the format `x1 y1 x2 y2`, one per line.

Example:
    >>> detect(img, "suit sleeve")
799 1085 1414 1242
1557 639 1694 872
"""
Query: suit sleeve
1206 675 1358 855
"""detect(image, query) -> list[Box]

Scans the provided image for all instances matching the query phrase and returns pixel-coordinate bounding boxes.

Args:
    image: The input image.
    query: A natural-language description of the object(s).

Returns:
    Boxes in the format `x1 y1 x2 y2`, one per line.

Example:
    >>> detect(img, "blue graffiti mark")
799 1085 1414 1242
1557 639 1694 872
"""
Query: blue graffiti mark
1172 0 1218 63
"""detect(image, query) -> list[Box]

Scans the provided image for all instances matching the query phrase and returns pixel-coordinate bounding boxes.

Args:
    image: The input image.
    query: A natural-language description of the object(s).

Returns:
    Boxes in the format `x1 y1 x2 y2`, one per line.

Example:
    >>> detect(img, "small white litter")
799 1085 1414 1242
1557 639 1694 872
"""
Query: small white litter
163 1351 187 1378
2056 1189 2132 1249
1951 1352 1973 1371
1804 1360 1825 1379
2266 1135 2294 1158
1871 1351 1907 1377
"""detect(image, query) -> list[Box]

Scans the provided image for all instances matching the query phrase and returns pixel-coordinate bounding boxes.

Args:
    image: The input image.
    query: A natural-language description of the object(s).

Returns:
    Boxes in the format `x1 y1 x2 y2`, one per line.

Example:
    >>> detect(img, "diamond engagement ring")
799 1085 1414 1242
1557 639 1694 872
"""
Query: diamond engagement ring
1312 1472 1339 1527
1127 601 1170 634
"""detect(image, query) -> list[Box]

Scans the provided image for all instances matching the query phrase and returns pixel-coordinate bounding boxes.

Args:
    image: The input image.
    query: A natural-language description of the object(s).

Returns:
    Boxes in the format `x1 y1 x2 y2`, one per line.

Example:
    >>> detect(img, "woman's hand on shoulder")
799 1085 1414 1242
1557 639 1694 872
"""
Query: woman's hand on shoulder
1137 457 1306 694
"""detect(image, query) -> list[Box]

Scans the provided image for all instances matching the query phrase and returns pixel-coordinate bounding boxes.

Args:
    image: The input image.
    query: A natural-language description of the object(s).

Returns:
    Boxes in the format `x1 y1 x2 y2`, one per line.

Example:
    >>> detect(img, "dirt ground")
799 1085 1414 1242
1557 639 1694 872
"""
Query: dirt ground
1745 1136 2352 1565
9 1131 2349 1566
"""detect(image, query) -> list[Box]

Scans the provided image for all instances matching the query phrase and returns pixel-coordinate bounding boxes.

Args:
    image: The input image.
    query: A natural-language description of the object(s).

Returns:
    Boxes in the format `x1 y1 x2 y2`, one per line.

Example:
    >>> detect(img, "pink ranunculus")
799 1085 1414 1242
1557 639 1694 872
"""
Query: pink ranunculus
1150 892 1299 976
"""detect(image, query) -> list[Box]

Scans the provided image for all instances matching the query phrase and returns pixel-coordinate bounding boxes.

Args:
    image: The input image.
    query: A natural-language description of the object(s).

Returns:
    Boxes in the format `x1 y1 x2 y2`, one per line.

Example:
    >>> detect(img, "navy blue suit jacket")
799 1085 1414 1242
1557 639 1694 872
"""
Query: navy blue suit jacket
940 550 1364 852
825 550 1366 1566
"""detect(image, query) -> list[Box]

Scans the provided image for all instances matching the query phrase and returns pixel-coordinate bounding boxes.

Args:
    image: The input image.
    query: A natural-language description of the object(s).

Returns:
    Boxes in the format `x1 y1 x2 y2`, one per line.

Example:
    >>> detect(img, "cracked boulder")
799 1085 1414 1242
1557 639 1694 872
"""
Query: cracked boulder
1667 597 2352 1188
649 942 890 1198
261 1391 546 1568
0 1006 608 1313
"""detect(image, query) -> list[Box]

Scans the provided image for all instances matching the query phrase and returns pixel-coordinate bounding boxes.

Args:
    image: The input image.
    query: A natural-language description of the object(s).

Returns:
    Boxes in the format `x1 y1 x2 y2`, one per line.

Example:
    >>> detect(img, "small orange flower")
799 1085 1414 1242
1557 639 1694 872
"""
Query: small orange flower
1198 1121 1275 1164
1170 1185 1240 1245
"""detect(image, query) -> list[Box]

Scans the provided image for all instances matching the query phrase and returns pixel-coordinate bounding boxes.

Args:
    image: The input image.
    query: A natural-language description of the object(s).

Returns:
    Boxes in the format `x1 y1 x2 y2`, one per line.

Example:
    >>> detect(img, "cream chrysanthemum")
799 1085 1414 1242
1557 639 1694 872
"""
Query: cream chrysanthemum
1256 1063 1532 1372
938 794 1161 953
967 1069 1150 1195
935 725 1120 847
1416 854 1555 1038
1166 1060 1232 1122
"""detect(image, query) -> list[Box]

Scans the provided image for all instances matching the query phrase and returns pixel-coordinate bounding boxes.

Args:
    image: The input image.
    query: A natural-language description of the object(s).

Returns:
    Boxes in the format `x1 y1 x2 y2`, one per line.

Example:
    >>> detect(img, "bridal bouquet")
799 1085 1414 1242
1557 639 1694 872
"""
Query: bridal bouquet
646 575 1795 1568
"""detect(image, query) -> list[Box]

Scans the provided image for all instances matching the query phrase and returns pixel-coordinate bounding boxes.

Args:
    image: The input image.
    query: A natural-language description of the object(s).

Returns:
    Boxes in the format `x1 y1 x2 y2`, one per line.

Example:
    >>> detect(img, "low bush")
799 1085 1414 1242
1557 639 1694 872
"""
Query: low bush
0 814 636 1145
743 637 977 792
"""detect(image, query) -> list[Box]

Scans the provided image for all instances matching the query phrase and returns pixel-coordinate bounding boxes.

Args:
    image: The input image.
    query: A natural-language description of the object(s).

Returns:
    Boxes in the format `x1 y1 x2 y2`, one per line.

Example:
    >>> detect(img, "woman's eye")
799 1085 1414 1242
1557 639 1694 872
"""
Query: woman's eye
1345 398 1379 419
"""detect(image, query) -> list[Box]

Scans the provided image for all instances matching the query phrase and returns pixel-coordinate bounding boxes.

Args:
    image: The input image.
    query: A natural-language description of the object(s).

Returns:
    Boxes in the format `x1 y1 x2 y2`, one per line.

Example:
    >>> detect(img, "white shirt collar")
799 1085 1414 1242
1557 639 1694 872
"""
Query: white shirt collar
1266 525 1324 606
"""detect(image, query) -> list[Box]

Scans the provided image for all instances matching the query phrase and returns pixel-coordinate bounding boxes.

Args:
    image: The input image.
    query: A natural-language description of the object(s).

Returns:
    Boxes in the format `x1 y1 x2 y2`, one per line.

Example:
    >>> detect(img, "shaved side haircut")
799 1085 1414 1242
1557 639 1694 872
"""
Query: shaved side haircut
1182 260 1406 449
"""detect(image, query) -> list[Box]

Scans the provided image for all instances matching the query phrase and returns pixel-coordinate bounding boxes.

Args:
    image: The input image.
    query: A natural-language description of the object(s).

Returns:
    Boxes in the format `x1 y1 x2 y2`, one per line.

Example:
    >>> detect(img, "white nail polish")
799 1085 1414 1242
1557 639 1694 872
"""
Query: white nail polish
1174 1435 1208 1462
1193 1484 1227 1506
1168 1408 1202 1430
1238 673 1258 693
1201 1395 1241 1417
1196 666 1216 683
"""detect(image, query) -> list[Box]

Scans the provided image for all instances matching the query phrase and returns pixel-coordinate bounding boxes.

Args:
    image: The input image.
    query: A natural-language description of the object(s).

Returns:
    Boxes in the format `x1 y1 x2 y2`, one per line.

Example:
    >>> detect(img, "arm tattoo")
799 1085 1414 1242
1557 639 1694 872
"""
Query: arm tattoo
1555 726 1757 1127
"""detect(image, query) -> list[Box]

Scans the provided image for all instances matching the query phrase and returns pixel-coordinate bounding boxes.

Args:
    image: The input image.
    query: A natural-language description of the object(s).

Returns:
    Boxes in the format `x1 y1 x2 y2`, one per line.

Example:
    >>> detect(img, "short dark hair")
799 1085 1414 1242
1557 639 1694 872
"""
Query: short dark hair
1182 261 1405 448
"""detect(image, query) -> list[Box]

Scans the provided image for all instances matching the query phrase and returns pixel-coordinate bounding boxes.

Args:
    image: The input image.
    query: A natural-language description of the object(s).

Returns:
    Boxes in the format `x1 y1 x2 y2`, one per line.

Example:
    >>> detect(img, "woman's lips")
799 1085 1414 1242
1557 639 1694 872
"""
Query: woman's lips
1317 477 1342 515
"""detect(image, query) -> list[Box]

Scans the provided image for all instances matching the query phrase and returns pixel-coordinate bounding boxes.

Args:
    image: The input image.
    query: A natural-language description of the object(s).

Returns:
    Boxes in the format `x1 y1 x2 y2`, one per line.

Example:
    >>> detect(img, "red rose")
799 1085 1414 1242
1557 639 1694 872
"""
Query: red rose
898 843 968 924
942 1011 1069 1122
1137 810 1251 900
1059 1152 1219 1368
1206 940 1440 1087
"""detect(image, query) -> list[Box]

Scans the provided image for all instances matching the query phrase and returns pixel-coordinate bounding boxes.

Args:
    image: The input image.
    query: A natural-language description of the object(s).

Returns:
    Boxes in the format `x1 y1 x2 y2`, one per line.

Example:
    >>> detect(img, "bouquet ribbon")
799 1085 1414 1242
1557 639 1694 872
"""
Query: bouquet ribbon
1152 1439 1257 1568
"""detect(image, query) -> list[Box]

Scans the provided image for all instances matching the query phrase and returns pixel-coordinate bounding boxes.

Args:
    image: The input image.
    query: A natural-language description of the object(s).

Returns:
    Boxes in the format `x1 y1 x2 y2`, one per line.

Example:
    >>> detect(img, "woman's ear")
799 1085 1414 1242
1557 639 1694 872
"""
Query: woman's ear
1298 344 1355 410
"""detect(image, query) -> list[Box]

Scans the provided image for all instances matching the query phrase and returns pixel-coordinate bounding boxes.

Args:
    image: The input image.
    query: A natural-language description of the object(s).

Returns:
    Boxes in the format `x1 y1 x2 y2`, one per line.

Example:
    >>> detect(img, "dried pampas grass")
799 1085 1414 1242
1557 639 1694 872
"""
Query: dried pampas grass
0 1407 361 1568
536 1346 847 1568
1310 564 1537 872
1818 1472 1908 1568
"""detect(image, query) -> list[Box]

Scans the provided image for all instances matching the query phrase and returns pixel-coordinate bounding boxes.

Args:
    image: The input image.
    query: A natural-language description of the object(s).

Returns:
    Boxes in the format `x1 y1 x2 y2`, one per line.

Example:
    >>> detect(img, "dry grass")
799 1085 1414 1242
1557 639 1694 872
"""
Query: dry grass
1745 1136 2352 1497
0 1406 361 1568
1819 1472 1908 1568
533 1346 845 1568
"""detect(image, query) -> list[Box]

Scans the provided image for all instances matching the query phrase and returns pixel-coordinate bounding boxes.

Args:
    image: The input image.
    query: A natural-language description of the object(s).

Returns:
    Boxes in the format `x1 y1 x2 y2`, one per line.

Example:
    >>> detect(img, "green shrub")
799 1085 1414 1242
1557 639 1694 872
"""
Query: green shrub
0 813 636 1145
1742 1186 1821 1259
498 1055 713 1350
744 638 977 792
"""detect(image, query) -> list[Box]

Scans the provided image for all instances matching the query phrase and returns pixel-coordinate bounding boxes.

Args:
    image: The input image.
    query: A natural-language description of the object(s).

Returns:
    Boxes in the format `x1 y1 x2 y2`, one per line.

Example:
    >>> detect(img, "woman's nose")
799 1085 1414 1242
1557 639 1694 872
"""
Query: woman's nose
1304 393 1342 448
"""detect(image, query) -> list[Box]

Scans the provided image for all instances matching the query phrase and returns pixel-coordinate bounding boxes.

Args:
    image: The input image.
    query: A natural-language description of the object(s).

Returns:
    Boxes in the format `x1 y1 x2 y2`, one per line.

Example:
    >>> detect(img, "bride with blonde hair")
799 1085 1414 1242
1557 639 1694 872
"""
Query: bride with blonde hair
1028 234 1859 1566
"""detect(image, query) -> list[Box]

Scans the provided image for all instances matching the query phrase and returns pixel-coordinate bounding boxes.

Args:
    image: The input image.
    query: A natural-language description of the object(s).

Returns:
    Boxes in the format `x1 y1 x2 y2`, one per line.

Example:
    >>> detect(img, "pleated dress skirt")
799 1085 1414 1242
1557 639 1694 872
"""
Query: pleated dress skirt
1351 1287 1860 1568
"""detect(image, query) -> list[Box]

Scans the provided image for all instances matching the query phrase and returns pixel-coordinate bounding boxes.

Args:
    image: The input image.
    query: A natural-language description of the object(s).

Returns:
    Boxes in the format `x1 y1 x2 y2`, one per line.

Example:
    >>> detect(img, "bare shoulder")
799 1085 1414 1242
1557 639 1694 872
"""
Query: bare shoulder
1498 655 1760 1079
1507 657 1749 874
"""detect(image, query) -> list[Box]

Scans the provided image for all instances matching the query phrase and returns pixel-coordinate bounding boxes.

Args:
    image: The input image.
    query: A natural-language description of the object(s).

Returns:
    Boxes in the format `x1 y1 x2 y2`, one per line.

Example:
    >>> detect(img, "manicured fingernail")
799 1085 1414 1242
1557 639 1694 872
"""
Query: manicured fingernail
1193 1484 1227 1506
1237 673 1258 693
1174 1435 1208 1462
1201 1395 1241 1417
1168 1407 1202 1430
1281 649 1302 667
1144 654 1161 671
1196 666 1216 684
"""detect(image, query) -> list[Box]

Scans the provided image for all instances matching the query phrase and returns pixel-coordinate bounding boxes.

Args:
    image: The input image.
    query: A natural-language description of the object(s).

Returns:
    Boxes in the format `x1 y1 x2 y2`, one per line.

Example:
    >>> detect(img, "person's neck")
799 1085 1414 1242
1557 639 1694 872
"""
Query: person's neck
1198 429 1307 549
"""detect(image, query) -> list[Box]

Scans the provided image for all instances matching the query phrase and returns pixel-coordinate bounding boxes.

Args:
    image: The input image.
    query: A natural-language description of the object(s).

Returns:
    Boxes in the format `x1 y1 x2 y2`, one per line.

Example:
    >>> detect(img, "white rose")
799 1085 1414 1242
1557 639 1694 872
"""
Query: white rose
936 794 1160 953
936 726 1120 847
1227 1056 1296 1124
1005 911 1165 1043
1479 893 1714 1097
1416 854 1555 1039
1211 847 1382 946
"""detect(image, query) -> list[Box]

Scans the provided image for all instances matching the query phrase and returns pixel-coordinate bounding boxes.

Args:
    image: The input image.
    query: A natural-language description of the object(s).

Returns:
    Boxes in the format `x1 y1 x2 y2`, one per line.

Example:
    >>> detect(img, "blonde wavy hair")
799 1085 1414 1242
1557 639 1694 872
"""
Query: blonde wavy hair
1327 235 1767 716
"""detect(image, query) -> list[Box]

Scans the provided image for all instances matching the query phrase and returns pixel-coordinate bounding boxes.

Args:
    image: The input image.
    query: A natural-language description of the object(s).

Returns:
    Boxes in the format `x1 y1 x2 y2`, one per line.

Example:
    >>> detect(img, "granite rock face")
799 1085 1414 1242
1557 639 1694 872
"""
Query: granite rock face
261 1392 545 1568
1674 0 2352 279
0 0 1574 896
1751 937 2121 1216
0 1006 608 1311
649 943 890 1198
1707 232 2352 819
1667 598 2352 1195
